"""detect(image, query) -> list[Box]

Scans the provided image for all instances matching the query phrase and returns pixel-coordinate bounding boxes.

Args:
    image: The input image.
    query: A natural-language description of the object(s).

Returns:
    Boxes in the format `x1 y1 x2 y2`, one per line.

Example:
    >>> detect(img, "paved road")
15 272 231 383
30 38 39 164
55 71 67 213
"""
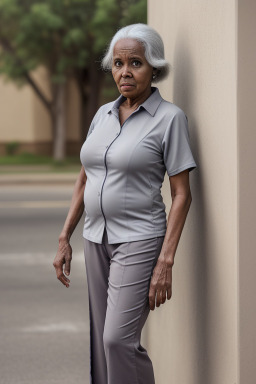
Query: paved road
0 185 90 384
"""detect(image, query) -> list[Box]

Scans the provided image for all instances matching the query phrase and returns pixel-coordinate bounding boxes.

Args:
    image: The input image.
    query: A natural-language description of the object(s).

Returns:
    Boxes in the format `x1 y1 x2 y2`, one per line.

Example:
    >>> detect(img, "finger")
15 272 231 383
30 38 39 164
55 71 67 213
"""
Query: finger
156 290 162 307
58 273 70 287
148 285 156 311
167 287 172 299
161 289 167 304
156 289 166 307
55 266 70 286
166 268 172 299
148 293 156 310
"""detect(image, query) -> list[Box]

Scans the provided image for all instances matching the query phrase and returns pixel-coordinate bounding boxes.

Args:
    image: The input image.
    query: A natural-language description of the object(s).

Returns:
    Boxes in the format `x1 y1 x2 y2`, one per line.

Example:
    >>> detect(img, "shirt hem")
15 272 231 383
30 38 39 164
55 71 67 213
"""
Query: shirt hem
167 162 197 177
82 230 167 244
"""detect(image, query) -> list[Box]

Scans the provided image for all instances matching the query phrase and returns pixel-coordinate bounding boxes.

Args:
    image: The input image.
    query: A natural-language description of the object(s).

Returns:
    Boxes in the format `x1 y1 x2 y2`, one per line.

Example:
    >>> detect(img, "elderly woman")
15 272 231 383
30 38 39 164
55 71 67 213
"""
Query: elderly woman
53 23 197 384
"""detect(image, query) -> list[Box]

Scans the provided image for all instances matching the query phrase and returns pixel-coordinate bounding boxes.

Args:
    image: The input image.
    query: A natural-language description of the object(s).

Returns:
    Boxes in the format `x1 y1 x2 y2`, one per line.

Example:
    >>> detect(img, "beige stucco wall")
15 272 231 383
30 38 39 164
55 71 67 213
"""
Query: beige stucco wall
0 77 34 142
0 65 80 154
145 1 240 383
237 1 256 383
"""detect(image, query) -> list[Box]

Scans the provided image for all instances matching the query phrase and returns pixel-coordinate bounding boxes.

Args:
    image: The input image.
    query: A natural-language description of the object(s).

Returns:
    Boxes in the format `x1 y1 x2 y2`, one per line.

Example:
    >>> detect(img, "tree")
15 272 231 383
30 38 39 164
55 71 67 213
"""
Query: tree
0 0 147 160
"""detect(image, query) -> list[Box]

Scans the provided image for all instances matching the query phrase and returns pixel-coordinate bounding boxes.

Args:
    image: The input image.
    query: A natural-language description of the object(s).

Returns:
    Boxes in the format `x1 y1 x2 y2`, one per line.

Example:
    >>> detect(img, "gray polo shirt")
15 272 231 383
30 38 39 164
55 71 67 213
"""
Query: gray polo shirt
80 87 197 244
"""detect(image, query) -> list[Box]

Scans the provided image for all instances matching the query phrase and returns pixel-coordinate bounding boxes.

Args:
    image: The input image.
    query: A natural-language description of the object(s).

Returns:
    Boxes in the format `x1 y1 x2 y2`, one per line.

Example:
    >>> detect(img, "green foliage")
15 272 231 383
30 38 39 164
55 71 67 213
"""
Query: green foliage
5 140 20 155
0 0 147 85
122 0 147 25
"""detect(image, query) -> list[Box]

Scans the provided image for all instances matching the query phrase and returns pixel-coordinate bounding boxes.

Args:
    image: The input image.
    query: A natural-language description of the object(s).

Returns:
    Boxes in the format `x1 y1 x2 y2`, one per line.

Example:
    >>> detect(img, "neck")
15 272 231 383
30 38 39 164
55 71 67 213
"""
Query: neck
123 87 153 110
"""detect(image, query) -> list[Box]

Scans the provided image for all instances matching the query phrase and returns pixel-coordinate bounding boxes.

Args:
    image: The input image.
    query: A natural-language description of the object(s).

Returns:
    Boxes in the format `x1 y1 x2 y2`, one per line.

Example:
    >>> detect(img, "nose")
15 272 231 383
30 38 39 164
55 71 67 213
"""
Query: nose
121 64 132 77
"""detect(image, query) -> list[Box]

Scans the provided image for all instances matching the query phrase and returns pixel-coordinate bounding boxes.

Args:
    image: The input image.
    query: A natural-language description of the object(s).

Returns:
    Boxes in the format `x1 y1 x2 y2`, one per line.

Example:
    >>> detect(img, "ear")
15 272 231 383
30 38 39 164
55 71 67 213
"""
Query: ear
152 68 158 80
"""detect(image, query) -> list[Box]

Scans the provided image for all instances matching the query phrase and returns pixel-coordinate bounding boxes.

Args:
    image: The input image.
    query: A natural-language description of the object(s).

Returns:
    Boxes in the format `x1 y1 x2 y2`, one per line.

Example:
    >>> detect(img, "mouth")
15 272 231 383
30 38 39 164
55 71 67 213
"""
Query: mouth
120 83 135 89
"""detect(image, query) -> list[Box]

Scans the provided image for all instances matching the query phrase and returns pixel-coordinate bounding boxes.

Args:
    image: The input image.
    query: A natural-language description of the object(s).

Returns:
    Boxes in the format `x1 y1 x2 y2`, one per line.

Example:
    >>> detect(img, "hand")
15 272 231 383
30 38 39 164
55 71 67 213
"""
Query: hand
148 255 173 310
53 240 72 288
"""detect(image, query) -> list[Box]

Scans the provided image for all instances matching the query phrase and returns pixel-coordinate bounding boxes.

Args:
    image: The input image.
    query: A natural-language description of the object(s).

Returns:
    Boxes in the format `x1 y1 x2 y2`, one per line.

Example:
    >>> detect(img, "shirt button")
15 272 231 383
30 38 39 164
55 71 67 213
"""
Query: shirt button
98 192 100 196
116 132 119 136
105 145 109 148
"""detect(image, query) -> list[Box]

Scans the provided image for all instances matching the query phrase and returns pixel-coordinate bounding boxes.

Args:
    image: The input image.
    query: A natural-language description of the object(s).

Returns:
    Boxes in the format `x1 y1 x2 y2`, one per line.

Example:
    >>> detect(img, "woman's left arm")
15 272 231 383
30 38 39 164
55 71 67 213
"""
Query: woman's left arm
148 169 192 311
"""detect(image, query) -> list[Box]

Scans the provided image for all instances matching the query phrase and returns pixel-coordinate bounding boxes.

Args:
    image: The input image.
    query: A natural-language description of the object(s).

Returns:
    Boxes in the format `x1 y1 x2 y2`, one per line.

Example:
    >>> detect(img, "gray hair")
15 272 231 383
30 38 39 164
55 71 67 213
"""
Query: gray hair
101 23 171 83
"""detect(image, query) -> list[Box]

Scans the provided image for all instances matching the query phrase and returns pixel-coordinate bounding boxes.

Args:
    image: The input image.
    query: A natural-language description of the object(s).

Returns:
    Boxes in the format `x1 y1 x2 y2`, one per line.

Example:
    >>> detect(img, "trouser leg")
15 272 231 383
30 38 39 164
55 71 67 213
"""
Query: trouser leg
103 236 165 384
83 231 110 384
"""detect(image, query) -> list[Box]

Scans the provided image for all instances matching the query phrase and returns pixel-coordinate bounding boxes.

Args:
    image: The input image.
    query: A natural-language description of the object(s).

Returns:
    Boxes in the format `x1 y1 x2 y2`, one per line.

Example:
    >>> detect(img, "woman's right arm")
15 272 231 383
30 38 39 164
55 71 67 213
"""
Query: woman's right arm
52 165 87 288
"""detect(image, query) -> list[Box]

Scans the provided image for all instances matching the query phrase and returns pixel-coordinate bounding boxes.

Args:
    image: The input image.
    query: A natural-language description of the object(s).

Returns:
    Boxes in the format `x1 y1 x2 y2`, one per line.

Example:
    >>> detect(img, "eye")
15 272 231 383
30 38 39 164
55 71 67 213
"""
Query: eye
114 60 122 67
132 60 141 67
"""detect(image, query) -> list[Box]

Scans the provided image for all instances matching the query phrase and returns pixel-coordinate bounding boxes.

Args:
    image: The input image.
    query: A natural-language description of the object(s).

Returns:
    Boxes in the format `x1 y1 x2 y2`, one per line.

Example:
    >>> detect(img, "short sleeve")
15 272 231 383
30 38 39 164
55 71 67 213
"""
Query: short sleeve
85 119 95 140
85 106 103 140
162 109 197 176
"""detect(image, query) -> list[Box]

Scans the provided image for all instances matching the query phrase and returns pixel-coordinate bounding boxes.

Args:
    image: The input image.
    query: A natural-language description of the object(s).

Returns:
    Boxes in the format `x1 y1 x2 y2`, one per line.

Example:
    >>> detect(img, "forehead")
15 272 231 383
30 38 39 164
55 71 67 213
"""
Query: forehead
113 38 145 57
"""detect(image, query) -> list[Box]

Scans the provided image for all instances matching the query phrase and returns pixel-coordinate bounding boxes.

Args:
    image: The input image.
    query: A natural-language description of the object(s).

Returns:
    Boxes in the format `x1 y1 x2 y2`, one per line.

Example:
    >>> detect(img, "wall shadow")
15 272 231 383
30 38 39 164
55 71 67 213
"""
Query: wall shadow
172 31 210 384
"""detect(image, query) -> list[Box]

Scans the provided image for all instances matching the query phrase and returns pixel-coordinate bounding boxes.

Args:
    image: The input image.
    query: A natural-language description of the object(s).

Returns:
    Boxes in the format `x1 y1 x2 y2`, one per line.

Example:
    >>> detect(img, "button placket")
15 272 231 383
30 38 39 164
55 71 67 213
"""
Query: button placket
99 118 130 236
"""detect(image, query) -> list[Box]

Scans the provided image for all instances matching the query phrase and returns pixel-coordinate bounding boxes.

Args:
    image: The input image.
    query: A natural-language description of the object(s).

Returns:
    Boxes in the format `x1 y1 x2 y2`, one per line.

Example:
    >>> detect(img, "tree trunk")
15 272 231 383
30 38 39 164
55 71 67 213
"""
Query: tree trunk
52 82 67 161
80 89 89 143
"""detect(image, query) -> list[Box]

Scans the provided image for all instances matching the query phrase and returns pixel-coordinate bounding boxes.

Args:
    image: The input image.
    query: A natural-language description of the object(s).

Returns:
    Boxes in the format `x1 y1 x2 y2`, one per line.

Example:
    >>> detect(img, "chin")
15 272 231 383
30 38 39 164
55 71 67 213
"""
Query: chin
119 88 136 97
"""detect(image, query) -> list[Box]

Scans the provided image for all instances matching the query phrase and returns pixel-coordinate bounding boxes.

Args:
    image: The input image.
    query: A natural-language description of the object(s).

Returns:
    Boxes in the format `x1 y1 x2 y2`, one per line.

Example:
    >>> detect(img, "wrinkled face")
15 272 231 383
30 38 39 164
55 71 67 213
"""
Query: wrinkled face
112 38 154 100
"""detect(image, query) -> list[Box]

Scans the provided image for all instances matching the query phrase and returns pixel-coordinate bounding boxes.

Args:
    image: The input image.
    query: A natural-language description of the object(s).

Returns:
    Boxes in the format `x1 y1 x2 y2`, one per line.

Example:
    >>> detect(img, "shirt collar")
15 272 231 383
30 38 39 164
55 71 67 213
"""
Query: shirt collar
107 87 163 117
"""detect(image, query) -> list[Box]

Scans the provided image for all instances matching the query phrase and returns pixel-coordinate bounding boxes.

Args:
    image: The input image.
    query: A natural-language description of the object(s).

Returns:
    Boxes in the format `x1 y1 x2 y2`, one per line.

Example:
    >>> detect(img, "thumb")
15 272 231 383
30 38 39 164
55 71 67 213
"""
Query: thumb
64 258 71 276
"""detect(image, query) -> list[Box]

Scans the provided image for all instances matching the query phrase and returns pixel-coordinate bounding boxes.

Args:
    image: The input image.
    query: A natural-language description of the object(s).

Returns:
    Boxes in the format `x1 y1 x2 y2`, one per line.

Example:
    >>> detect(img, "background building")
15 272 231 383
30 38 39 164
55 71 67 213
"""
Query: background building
0 66 80 156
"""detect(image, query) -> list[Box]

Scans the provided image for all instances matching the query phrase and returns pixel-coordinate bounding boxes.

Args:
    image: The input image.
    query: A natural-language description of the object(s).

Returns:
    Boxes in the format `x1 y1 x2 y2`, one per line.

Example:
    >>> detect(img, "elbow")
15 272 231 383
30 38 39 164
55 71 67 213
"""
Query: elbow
172 191 192 210
79 166 87 187
82 173 87 186
171 189 192 205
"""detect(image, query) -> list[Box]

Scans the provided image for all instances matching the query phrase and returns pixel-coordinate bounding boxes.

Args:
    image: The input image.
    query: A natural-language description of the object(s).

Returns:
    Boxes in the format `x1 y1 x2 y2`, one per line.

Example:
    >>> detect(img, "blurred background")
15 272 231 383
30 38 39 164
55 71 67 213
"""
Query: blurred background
0 1 146 383
1 1 256 384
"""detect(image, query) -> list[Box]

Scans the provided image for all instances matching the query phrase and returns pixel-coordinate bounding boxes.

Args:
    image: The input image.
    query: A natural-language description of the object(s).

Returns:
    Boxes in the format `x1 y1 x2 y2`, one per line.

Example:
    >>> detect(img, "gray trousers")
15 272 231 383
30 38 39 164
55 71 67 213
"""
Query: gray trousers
83 227 165 384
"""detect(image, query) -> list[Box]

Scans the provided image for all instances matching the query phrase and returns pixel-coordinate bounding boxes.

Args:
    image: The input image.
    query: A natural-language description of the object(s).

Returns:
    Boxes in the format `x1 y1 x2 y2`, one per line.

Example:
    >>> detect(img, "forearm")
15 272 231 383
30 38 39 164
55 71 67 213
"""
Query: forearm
59 168 86 243
161 193 192 266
